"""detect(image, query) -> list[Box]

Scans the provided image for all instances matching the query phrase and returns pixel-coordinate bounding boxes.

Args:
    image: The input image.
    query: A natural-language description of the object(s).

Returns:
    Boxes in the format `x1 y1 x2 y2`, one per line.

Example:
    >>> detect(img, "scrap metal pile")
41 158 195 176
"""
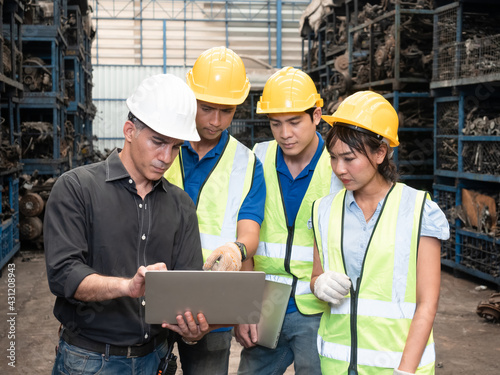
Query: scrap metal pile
394 97 434 176
20 120 74 159
351 3 433 85
24 0 55 25
435 8 500 81
17 172 55 247
23 56 52 92
462 104 500 176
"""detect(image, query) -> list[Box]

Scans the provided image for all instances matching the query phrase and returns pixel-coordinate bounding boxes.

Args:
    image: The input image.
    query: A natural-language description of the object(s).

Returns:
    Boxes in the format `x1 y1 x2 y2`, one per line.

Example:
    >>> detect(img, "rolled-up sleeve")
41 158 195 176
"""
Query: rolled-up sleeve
44 173 96 301
421 199 450 241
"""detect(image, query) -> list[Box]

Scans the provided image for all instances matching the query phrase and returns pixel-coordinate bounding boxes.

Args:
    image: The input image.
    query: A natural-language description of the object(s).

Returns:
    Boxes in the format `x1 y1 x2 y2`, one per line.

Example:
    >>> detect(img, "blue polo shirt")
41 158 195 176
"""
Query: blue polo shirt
277 132 325 226
181 129 266 225
276 132 325 313
181 130 265 332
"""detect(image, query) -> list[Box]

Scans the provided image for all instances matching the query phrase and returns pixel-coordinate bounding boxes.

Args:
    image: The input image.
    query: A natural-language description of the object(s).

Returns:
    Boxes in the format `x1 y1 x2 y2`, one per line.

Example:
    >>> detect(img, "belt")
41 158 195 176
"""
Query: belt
61 328 167 358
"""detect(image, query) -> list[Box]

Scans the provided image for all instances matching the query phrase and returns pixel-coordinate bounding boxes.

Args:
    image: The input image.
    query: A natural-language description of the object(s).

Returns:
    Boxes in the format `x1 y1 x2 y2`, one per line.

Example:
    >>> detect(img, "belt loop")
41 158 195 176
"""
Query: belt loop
105 344 110 360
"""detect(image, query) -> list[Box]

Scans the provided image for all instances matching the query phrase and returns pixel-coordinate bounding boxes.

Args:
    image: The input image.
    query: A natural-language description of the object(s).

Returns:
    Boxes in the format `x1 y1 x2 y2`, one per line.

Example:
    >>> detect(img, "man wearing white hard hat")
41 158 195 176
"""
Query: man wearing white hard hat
44 74 213 374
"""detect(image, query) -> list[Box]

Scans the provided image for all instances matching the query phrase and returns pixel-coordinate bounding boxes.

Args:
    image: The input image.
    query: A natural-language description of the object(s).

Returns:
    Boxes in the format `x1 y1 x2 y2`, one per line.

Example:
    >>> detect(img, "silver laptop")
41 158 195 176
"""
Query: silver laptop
145 270 266 325
256 280 292 349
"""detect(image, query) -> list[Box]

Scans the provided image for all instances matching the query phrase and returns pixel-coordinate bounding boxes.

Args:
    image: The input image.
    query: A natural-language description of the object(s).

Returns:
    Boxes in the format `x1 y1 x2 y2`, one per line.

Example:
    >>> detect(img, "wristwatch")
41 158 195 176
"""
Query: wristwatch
234 241 247 262
181 337 198 345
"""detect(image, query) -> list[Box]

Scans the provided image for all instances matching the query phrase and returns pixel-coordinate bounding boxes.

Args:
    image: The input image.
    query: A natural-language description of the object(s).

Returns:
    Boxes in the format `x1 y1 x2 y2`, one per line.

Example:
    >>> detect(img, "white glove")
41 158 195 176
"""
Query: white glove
313 271 351 304
203 242 242 271
393 369 414 375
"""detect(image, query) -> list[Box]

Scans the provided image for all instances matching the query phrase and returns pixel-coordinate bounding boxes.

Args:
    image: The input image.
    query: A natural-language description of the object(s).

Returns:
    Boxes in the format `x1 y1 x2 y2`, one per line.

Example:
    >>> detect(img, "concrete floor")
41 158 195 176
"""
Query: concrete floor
0 250 499 374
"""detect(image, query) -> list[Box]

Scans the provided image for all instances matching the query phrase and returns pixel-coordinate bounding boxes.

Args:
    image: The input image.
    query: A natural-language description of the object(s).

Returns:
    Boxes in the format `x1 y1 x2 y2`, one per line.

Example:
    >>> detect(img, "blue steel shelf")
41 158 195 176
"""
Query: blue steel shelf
0 177 20 270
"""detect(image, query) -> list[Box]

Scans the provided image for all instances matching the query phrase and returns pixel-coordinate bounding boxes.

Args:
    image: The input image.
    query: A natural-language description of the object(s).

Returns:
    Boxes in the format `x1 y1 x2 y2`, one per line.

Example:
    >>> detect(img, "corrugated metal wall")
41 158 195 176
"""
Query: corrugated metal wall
91 1 307 67
92 65 189 151
90 1 308 151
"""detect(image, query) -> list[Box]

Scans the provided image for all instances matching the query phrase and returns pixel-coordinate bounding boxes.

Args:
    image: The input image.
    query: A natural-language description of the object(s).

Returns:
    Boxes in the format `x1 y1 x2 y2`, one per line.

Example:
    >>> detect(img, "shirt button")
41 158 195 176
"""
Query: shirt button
142 234 146 240
139 204 143 208
142 300 146 306
144 333 149 339
129 179 133 184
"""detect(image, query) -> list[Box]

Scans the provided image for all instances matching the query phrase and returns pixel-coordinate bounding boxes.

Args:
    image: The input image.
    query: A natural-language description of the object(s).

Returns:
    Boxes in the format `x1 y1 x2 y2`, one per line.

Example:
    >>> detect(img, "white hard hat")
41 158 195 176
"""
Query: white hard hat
126 74 200 141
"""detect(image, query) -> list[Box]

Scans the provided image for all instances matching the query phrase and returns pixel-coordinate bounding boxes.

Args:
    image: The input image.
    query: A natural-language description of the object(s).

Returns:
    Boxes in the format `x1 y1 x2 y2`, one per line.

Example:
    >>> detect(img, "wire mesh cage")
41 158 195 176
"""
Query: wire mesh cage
436 138 458 171
436 101 459 136
434 187 457 225
441 227 456 263
459 34 500 80
398 97 434 129
433 6 458 81
459 231 500 278
462 141 500 176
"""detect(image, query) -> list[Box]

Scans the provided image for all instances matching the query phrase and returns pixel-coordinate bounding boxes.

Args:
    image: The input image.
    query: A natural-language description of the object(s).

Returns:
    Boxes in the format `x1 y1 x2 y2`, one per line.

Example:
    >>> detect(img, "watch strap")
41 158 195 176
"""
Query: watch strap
234 241 247 261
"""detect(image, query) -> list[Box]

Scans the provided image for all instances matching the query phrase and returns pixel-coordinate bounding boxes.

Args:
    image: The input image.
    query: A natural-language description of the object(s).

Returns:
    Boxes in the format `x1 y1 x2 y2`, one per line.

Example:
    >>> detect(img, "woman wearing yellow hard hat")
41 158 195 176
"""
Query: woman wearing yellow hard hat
310 91 449 375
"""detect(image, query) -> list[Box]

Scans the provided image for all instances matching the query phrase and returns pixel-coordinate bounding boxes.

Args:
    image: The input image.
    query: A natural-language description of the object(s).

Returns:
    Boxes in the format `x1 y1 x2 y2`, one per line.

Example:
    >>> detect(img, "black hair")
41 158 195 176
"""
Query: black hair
325 122 399 183
127 112 146 131
304 107 316 122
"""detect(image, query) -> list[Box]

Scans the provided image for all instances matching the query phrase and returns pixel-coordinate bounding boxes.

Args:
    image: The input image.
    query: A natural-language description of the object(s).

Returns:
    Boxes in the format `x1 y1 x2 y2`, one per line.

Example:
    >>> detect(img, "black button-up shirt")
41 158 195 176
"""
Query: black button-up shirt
44 149 202 346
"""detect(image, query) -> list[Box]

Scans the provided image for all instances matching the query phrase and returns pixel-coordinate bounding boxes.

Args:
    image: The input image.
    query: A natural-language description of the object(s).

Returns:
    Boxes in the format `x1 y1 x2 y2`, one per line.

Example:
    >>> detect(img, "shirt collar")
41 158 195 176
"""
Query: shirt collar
183 129 228 158
276 132 324 177
105 148 167 192
345 190 385 211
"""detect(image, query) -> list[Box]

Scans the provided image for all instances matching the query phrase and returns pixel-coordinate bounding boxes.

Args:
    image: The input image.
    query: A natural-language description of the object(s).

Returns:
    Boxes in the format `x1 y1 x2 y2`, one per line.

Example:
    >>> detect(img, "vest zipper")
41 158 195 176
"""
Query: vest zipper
348 278 361 375
284 225 297 298
342 184 395 374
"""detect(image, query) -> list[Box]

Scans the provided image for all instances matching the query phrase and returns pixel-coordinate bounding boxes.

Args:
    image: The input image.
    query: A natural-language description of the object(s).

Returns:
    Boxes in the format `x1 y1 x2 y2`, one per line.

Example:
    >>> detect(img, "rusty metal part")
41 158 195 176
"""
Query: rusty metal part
23 57 52 92
334 54 349 72
19 192 45 217
3 44 12 74
19 216 44 241
390 0 433 10
24 0 55 25
476 293 500 323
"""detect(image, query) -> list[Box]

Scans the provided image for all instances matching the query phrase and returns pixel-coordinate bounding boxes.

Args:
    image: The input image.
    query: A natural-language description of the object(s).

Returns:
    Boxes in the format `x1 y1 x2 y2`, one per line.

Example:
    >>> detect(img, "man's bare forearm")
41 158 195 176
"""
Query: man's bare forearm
73 274 131 302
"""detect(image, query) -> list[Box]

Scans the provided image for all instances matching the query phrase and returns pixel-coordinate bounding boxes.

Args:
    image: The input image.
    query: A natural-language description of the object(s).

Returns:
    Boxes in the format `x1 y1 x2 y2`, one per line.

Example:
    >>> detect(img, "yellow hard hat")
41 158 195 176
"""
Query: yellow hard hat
257 67 323 114
322 91 399 147
186 46 250 105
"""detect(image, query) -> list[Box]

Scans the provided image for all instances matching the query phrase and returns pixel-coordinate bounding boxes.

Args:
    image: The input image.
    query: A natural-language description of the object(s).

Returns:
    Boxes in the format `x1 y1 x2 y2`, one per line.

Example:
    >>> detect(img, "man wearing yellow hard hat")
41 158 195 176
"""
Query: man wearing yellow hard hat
164 47 266 375
235 67 343 374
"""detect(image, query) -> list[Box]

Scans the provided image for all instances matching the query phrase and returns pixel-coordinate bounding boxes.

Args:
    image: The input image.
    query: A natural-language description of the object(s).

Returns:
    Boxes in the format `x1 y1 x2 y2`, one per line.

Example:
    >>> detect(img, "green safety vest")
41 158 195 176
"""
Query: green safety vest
253 140 343 315
164 135 256 261
312 183 435 375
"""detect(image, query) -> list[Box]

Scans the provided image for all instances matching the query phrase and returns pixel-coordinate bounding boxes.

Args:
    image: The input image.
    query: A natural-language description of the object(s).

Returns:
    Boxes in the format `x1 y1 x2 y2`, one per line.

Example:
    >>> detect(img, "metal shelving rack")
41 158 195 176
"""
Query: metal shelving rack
0 0 23 269
19 0 69 176
1 0 95 253
0 174 20 270
432 0 500 287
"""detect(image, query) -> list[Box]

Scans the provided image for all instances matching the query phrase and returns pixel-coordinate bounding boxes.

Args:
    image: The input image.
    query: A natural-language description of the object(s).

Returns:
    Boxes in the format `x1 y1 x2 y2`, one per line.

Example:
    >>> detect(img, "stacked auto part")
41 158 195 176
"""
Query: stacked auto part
1 0 96 264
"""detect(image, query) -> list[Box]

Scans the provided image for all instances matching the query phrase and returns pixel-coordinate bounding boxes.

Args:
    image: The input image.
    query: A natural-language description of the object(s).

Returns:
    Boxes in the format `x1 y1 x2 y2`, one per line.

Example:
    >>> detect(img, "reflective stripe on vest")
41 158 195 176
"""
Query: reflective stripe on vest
164 135 255 261
253 140 343 315
313 183 434 374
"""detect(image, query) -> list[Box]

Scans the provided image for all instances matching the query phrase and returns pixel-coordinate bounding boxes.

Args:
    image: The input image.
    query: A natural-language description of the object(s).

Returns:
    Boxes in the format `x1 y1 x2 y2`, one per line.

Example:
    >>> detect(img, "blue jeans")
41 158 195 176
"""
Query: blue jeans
178 330 232 375
238 311 322 375
52 338 169 375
